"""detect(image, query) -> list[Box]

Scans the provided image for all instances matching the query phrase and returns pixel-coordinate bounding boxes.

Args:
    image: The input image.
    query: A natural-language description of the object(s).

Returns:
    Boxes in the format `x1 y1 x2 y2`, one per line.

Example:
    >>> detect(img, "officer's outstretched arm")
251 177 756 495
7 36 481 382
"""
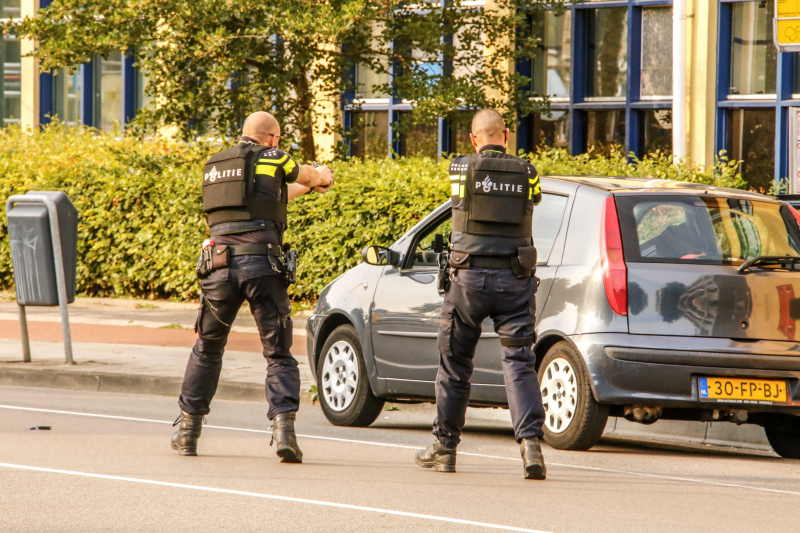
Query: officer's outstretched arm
296 164 334 190
287 183 311 201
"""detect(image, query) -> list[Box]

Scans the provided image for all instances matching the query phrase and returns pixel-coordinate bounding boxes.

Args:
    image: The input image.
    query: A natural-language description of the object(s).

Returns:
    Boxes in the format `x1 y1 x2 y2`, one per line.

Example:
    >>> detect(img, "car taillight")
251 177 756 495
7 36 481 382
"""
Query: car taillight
789 206 800 230
600 196 627 316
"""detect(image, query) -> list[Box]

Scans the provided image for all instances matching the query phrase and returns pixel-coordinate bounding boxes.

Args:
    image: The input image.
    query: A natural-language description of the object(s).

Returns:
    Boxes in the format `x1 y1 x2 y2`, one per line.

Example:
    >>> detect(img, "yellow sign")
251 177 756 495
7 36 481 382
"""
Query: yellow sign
778 0 800 18
777 0 800 48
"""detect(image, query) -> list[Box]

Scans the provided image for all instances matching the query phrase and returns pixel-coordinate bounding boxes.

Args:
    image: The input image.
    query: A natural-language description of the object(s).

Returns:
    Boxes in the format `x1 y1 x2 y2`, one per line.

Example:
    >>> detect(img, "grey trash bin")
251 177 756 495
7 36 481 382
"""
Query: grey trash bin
6 191 79 364
6 191 78 306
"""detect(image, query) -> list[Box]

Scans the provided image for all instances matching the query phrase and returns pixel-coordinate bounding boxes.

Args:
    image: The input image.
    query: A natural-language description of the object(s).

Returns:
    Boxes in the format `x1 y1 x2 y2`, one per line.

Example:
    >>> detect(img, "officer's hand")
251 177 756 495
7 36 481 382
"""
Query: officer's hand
315 166 334 193
314 178 334 194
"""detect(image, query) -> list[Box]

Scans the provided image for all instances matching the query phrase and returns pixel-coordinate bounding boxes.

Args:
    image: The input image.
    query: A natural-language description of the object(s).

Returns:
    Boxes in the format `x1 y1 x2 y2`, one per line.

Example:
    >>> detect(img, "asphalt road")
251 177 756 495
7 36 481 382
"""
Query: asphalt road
1 386 799 533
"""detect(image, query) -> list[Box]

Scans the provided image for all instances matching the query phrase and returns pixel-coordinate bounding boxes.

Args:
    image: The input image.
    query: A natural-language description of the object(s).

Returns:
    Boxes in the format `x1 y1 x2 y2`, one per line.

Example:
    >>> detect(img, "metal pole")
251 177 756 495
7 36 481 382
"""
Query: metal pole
18 304 30 363
6 196 32 363
39 196 74 365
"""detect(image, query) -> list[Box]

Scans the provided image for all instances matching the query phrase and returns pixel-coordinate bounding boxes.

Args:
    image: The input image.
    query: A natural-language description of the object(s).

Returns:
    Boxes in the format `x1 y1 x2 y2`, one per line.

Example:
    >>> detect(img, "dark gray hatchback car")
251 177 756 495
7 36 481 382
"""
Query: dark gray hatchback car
306 176 800 457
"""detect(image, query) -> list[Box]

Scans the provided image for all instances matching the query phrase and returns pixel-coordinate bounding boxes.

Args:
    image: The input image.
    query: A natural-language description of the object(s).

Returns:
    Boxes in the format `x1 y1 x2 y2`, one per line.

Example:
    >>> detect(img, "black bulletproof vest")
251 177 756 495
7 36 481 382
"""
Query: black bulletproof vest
202 143 288 228
451 151 533 255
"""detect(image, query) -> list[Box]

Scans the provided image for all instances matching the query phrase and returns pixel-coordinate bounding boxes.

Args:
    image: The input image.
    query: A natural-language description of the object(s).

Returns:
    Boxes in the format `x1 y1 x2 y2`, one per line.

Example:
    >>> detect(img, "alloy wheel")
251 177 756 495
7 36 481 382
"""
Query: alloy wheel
321 340 359 412
540 357 578 434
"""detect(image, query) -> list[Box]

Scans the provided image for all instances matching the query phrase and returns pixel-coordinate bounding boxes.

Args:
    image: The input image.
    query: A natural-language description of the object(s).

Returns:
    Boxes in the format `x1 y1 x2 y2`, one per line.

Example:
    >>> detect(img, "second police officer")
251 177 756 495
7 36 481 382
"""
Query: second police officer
171 111 334 463
415 109 547 480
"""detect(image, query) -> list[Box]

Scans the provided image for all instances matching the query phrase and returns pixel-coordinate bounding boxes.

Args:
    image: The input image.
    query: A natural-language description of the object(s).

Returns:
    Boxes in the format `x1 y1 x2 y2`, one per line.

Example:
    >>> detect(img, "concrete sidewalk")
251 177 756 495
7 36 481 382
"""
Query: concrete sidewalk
0 294 315 403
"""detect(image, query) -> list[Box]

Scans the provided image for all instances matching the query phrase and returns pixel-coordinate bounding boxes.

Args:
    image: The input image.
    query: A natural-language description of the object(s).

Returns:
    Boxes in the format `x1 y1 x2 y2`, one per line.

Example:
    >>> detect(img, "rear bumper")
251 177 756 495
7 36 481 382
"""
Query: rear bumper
575 334 800 413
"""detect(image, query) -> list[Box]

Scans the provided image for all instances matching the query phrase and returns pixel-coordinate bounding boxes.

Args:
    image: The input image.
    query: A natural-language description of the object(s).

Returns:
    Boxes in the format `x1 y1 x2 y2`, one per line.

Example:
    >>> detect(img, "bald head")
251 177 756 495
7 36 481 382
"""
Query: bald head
470 109 507 152
242 111 280 146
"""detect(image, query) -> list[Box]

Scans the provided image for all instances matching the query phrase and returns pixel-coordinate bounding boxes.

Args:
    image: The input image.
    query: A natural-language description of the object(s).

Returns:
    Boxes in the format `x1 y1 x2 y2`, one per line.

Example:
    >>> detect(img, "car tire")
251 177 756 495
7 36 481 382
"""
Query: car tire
765 426 800 459
317 325 385 427
537 341 609 451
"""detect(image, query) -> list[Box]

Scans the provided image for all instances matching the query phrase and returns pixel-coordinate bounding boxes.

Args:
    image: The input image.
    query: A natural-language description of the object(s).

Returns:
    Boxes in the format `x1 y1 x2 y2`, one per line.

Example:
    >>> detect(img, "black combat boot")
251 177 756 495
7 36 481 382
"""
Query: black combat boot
171 411 204 456
271 412 303 463
520 437 546 480
415 440 457 473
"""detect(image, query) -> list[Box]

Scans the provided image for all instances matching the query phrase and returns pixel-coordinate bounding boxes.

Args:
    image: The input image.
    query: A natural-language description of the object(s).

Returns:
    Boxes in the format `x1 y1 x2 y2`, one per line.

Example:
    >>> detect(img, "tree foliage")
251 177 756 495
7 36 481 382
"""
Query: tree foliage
5 0 564 160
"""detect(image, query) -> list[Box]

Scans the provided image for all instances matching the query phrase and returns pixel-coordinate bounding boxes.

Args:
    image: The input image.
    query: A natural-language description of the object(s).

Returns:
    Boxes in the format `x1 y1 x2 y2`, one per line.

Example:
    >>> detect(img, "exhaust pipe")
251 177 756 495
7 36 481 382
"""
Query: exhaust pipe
623 405 663 425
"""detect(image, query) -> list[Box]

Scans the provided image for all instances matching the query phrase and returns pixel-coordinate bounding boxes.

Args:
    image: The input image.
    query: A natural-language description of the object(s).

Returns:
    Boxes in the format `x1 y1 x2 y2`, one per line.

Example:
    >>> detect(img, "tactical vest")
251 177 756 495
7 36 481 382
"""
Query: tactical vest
202 143 288 229
450 151 533 255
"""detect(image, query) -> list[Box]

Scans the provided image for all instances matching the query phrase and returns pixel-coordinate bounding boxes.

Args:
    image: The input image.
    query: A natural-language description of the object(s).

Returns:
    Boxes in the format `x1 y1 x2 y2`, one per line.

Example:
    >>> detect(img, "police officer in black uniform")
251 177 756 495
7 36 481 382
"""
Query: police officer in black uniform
415 109 547 480
172 111 334 463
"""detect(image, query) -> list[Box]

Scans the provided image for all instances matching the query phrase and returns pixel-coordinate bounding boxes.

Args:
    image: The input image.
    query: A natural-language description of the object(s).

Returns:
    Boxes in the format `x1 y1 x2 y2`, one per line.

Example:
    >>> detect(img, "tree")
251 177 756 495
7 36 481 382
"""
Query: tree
7 0 564 160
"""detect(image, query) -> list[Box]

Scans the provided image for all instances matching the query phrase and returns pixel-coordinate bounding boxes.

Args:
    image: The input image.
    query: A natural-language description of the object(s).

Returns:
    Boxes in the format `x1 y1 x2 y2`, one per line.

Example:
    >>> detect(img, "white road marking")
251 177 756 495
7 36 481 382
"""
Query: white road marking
2 404 798 497
0 461 550 533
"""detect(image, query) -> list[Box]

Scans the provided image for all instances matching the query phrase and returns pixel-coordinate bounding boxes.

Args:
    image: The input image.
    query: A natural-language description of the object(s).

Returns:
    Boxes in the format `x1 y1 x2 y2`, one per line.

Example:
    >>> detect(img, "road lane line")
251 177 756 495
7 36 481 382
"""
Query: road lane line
2 404 798 497
0 462 551 533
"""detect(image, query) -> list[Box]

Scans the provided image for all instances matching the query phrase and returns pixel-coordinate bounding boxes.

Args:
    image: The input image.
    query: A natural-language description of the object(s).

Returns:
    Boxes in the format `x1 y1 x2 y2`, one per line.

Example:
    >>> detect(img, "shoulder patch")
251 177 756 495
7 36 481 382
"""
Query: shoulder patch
260 148 286 160
449 155 468 175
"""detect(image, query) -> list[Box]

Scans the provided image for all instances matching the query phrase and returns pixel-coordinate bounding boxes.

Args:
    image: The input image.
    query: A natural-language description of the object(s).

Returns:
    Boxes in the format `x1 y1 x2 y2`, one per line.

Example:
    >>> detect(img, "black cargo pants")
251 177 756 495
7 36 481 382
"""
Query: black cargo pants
433 268 545 447
178 255 299 420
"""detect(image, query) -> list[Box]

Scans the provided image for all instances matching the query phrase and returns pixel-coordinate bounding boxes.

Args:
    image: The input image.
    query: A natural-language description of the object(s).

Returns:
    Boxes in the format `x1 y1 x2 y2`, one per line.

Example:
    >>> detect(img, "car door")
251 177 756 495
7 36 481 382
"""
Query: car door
370 215 452 394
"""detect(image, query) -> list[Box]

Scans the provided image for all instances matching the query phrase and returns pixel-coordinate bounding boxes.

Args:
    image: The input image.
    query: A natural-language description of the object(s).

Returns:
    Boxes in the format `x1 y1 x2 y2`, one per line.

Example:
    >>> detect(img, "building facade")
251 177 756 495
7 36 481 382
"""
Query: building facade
5 0 797 190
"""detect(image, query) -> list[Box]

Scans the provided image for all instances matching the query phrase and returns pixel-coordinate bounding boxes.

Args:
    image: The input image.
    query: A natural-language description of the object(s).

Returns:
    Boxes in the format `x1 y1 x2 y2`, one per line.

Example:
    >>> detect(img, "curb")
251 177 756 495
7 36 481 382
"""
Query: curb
0 366 314 405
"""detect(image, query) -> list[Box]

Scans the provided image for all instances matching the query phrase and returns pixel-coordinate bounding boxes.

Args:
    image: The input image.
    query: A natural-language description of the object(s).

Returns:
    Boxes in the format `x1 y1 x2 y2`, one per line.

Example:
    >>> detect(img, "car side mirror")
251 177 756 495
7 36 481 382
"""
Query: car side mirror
362 245 400 267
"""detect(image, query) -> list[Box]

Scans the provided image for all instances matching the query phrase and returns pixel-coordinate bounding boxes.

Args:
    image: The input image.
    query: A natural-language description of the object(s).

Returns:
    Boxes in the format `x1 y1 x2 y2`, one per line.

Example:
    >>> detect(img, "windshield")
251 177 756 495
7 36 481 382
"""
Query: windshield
616 195 800 264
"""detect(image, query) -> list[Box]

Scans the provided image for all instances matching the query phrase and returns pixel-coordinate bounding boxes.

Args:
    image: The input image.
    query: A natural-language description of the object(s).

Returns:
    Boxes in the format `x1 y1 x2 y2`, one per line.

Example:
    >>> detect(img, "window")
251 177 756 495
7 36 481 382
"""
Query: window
53 69 81 126
532 193 569 263
531 111 570 150
355 26 390 100
351 111 389 158
1 30 20 125
617 195 800 264
586 8 628 99
532 10 572 99
642 109 672 155
641 7 673 97
396 112 438 158
136 68 154 111
446 111 474 155
413 216 452 268
1 0 19 18
586 109 625 155
729 1 776 96
726 108 775 192
94 52 123 131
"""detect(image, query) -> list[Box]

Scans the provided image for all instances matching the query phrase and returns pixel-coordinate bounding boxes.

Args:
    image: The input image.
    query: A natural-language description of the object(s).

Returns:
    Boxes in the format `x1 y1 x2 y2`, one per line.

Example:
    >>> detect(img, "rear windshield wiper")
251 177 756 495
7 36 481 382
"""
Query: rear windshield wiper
737 255 800 273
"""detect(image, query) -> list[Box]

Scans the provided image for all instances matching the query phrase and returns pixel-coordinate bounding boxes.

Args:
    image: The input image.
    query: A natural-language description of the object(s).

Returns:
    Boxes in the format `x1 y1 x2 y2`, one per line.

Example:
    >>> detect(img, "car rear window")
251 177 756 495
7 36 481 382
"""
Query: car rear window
615 195 800 264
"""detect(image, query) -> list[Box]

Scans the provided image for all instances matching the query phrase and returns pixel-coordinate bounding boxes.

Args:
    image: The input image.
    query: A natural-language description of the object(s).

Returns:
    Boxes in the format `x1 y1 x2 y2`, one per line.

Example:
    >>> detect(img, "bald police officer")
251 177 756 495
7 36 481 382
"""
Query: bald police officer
415 109 547 480
172 111 334 463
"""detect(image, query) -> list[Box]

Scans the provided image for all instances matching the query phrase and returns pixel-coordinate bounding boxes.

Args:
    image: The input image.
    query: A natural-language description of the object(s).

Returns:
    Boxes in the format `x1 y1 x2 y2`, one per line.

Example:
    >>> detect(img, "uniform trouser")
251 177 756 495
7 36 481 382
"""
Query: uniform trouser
433 268 546 448
178 256 299 420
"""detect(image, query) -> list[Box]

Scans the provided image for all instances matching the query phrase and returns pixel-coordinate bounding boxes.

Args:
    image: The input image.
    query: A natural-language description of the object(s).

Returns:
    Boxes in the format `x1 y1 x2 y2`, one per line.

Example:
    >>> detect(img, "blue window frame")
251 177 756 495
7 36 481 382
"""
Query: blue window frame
716 0 792 191
38 38 144 130
517 0 674 159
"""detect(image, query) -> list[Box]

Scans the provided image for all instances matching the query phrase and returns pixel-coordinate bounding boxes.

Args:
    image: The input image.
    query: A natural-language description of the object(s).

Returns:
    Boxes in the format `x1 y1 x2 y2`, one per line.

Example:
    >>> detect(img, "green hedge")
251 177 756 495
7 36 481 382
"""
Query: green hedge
0 124 743 302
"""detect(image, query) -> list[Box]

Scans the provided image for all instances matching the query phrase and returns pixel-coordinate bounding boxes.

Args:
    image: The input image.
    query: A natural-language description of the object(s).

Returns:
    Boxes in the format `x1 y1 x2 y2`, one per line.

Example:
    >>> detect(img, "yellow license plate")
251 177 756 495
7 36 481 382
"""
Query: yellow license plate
699 377 788 403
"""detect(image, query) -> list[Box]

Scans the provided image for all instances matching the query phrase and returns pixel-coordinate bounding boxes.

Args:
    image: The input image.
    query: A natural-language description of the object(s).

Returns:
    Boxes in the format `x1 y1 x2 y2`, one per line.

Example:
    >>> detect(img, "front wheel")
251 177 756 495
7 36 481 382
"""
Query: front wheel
537 341 609 451
765 425 800 459
317 325 384 427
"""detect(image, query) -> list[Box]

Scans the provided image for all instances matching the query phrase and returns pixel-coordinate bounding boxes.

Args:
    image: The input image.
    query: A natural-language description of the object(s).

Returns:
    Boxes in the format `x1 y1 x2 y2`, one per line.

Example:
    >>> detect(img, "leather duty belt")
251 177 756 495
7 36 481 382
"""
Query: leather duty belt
227 244 281 257
451 253 513 269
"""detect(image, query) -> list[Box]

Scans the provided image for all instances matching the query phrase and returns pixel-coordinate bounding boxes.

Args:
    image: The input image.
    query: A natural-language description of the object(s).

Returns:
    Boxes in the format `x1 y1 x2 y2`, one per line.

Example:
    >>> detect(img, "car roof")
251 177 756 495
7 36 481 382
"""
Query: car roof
542 175 772 201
